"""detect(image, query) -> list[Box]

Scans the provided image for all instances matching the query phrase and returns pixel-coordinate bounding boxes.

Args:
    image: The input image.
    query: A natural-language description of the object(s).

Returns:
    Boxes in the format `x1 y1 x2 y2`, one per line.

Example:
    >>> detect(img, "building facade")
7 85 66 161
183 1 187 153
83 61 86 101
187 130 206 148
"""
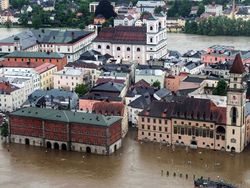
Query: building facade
9 107 122 155
93 13 167 64
53 67 90 91
1 51 67 70
137 55 250 153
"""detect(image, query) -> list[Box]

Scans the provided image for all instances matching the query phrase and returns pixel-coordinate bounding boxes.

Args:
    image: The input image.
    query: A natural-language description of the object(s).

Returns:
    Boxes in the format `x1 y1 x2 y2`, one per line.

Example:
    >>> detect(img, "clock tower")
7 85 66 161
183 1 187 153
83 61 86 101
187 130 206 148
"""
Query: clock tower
226 54 247 153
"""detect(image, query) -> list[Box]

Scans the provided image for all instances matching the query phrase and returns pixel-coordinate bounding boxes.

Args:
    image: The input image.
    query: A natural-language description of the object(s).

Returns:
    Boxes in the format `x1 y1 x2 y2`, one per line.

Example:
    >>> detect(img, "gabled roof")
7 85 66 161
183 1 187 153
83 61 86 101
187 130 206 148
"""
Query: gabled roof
91 82 125 92
5 51 64 59
229 54 245 74
92 101 124 116
139 97 226 124
128 95 151 109
94 26 146 45
11 107 121 127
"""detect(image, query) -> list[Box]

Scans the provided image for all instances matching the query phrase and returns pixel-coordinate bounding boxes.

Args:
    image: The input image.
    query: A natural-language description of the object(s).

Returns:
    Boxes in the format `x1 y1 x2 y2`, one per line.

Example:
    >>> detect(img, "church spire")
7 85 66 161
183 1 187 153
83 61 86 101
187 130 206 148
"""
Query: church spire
229 54 245 74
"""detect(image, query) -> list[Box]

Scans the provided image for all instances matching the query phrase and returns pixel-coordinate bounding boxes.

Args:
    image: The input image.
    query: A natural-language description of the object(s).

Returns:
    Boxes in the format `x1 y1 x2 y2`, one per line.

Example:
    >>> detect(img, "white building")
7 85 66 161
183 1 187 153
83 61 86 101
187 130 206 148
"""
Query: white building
0 9 19 24
0 67 40 90
53 67 90 91
0 77 34 112
93 13 167 64
135 69 165 88
205 4 223 16
114 14 136 26
136 1 166 13
0 28 97 62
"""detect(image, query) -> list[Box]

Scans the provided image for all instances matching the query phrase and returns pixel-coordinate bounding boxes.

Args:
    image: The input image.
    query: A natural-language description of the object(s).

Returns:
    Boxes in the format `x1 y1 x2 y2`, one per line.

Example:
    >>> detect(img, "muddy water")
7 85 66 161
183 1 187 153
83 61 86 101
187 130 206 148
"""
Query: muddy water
0 130 249 188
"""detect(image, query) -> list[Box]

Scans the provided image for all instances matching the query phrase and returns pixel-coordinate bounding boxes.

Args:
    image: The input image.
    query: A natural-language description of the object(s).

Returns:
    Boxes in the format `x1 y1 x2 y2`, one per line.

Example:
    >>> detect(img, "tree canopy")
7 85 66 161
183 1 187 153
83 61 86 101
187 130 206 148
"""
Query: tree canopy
152 80 161 89
213 80 227 96
1 121 8 137
75 84 89 97
95 0 117 19
167 0 191 18
184 16 250 36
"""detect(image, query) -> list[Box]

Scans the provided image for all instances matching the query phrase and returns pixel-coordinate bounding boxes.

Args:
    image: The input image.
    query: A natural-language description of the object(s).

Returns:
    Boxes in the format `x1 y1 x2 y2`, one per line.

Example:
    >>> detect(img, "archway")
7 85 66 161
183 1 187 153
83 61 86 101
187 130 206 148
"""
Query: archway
25 138 30 145
54 142 59 150
191 140 197 145
46 141 52 149
61 143 67 151
231 147 236 152
86 146 91 153
216 126 225 134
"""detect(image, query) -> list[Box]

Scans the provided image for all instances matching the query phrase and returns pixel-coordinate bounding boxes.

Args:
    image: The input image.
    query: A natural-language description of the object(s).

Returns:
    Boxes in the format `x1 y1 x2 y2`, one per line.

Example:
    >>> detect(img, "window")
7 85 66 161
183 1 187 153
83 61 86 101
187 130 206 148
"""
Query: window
178 136 181 139
106 45 110 49
165 127 168 132
150 26 153 30
234 84 237 89
150 37 153 43
127 47 130 51
234 77 237 81
137 48 140 52
142 132 144 135
159 119 162 124
147 118 150 123
159 127 162 131
142 117 144 122
98 45 101 49
142 124 144 129
153 119 156 123
148 125 150 130
153 126 156 130
232 129 235 135
231 107 237 124
117 47 120 51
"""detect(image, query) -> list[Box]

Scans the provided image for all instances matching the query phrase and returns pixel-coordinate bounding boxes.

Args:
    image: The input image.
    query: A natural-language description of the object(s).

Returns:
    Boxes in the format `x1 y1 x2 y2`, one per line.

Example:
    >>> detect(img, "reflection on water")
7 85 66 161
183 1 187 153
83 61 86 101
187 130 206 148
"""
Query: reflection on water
0 130 250 188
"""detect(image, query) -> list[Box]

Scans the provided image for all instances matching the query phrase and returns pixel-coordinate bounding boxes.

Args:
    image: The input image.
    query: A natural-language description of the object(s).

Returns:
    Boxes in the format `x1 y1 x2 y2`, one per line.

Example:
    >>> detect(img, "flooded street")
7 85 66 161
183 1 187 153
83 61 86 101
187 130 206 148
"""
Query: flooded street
0 130 250 188
0 28 250 187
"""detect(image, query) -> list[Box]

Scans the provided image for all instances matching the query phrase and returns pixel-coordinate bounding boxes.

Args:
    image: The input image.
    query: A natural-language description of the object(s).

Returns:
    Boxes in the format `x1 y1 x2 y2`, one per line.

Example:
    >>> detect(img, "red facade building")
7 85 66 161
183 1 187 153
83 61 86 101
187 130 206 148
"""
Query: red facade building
9 107 122 155
1 51 67 70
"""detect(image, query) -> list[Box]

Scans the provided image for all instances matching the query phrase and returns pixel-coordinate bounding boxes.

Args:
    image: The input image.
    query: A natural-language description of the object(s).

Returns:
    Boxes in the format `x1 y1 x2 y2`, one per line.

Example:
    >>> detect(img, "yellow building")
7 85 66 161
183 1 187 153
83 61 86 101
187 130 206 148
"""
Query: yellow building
35 63 57 90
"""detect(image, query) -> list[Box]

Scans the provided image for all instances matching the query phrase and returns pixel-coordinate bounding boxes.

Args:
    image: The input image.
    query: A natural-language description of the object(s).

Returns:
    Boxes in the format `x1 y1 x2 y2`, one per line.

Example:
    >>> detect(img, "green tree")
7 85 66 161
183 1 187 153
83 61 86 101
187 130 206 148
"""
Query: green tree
197 3 205 17
213 80 227 96
75 84 89 96
154 6 164 14
152 80 161 89
1 121 8 137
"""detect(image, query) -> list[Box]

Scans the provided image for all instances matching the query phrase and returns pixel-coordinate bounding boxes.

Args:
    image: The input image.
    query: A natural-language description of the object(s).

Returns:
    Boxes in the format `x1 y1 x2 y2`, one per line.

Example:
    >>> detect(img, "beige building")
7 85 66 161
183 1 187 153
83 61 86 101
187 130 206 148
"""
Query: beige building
138 54 250 153
0 0 9 10
53 67 90 91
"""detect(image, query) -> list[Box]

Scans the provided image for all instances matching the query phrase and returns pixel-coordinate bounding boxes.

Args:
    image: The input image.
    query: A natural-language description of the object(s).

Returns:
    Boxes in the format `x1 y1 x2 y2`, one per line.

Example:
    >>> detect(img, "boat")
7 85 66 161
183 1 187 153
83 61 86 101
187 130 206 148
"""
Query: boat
194 177 237 188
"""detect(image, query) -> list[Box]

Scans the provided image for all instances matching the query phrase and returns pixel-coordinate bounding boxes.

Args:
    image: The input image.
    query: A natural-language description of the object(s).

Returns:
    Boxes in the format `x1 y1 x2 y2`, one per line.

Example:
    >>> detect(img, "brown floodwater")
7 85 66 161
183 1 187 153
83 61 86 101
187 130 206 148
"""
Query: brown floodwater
0 129 250 188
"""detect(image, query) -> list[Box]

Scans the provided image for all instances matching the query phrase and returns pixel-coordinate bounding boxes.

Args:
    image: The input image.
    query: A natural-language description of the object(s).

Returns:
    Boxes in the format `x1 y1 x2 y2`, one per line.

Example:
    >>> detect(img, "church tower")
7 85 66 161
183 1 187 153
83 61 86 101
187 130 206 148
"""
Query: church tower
226 54 247 153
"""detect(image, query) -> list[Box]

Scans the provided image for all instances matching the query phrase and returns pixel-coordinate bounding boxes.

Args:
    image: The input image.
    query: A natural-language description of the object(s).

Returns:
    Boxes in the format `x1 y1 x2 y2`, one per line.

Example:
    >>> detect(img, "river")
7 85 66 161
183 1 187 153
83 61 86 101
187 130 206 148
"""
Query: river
0 28 249 53
0 28 250 188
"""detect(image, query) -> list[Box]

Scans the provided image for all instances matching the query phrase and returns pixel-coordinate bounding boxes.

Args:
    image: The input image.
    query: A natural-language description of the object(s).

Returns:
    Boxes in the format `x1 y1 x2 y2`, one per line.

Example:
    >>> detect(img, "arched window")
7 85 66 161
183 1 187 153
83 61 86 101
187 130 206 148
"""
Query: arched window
231 107 237 124
150 26 153 31
137 48 140 52
117 47 120 51
106 45 110 49
98 45 101 49
127 47 130 51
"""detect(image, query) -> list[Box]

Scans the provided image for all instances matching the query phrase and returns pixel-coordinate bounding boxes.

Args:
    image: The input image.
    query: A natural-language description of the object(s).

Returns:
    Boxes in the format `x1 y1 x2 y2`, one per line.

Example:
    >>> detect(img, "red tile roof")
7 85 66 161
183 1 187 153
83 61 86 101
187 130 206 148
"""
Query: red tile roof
229 54 245 74
34 63 56 74
92 101 125 116
94 26 146 45
0 82 19 94
139 97 226 125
